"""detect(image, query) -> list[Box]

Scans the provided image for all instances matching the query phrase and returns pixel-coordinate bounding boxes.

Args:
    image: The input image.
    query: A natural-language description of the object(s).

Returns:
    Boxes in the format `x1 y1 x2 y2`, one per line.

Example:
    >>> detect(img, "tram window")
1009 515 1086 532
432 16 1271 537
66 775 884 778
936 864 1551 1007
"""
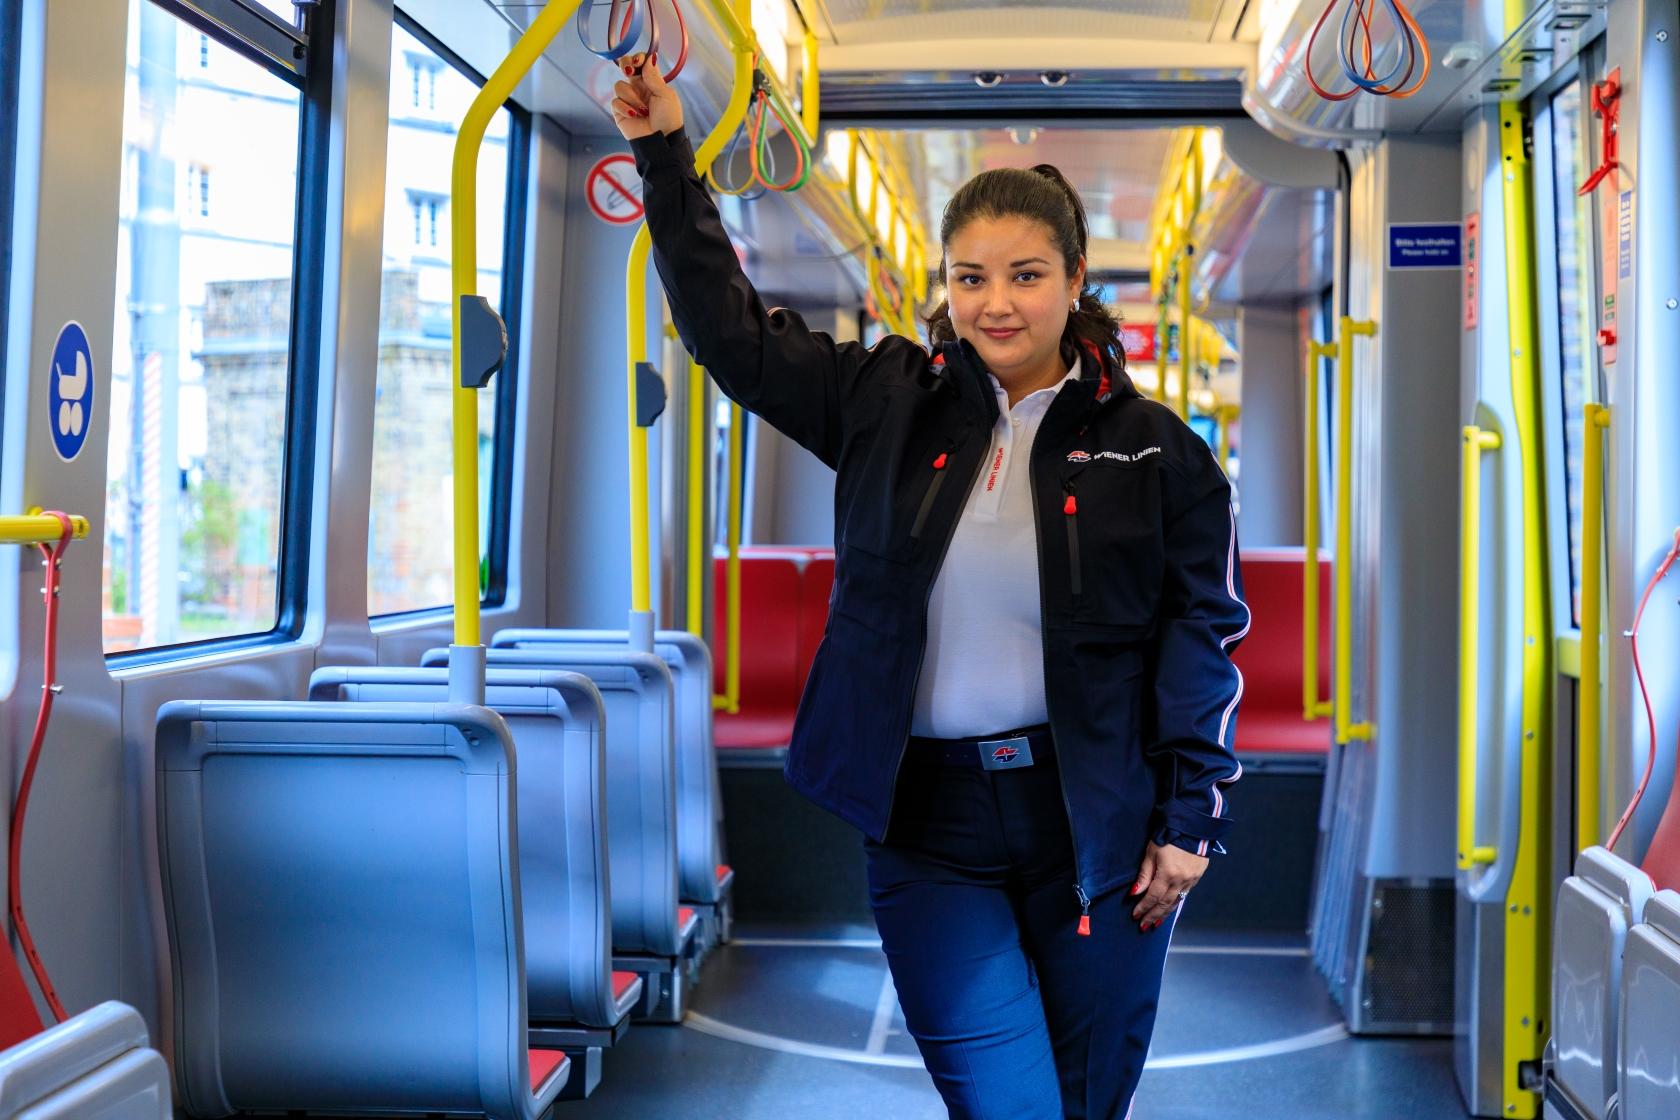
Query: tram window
366 17 526 617
1550 79 1597 626
103 0 304 653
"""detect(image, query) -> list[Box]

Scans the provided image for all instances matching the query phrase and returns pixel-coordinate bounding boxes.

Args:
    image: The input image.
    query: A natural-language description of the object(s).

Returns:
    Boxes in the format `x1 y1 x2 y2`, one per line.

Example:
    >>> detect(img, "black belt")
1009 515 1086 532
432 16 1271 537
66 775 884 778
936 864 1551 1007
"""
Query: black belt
907 726 1053 771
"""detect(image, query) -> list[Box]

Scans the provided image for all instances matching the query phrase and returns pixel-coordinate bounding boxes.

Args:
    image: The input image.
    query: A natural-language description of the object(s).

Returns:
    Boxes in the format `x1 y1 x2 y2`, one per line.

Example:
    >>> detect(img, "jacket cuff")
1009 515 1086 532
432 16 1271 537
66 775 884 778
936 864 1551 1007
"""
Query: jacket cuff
630 128 694 182
1151 797 1234 843
1153 827 1227 857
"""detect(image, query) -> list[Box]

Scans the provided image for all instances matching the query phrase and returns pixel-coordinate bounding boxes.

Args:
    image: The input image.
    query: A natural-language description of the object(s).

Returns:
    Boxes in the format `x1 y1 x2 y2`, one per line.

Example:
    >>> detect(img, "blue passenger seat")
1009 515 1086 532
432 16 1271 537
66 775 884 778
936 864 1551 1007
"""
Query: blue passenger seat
154 701 569 1118
307 667 642 1096
492 629 731 949
0 1001 170 1119
1546 846 1654 1120
420 646 694 1022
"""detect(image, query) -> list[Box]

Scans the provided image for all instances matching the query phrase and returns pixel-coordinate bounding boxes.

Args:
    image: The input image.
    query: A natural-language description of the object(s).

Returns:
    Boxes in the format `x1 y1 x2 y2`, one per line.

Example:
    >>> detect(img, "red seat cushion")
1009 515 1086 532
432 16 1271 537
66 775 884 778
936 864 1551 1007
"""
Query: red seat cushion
528 1049 566 1092
715 551 805 748
715 711 797 749
678 906 695 926
716 863 732 882
1228 548 1332 754
611 970 638 999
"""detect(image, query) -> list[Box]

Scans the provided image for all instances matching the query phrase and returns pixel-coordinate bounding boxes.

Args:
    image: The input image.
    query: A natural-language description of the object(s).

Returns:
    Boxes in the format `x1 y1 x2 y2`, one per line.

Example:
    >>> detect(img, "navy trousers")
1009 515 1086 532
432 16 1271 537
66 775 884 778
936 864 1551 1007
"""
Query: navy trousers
866 743 1174 1120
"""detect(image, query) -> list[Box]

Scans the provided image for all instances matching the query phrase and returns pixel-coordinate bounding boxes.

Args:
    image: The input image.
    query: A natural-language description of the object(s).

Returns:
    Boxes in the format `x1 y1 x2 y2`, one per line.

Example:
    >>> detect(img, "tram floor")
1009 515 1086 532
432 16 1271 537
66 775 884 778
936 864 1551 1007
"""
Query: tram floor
565 923 1467 1119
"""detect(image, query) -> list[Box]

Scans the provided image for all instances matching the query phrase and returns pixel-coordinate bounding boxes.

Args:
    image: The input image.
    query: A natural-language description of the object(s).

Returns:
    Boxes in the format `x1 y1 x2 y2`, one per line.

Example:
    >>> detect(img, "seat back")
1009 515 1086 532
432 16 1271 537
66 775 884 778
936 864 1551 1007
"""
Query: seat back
714 552 803 748
422 648 681 957
0 1001 169 1120
491 629 721 903
155 701 562 1119
1551 846 1654 1120
308 668 615 1028
1620 890 1680 1118
1228 548 1332 754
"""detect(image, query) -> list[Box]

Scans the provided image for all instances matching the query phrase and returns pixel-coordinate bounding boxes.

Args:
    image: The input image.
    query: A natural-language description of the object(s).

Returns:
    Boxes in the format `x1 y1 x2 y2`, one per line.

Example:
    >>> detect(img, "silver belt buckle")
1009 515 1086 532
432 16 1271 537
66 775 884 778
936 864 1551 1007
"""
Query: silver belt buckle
978 735 1034 771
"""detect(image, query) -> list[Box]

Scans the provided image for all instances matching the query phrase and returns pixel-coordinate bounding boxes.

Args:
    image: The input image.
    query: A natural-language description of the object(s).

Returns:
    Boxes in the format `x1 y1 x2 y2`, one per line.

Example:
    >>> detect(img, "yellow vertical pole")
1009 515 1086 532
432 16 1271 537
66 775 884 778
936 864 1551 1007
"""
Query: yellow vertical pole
1176 253 1193 419
1334 316 1376 743
449 0 587 698
800 27 820 144
1155 294 1170 406
1304 339 1336 722
687 360 708 636
1498 97 1551 1120
1459 425 1502 869
725 402 743 713
1578 403 1610 850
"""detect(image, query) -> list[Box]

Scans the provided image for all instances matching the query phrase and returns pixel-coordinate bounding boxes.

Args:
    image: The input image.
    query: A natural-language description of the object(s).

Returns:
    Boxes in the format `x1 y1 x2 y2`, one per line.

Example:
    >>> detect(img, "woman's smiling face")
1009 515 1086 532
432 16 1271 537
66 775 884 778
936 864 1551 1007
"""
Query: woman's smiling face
943 214 1084 390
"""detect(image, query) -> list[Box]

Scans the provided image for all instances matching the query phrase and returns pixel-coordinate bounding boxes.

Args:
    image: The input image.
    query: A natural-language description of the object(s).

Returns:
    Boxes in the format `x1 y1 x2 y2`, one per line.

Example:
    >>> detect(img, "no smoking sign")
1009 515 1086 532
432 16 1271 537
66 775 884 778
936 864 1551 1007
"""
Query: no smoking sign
586 154 644 225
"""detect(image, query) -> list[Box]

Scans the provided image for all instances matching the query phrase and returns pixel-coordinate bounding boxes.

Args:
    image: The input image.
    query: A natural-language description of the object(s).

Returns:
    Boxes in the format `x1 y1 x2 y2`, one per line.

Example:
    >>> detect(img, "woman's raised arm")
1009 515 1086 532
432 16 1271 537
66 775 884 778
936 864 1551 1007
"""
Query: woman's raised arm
615 66 900 469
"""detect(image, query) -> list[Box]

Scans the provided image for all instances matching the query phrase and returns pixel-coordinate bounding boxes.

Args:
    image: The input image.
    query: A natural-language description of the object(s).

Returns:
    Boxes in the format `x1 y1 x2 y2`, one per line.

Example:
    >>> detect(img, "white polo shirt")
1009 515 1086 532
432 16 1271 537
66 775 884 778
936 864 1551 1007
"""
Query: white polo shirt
910 359 1082 740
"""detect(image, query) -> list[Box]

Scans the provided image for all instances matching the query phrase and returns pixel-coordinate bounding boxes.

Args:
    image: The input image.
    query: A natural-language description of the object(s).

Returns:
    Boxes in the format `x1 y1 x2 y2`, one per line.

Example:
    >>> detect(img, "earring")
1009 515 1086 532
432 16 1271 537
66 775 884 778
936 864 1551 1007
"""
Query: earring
1070 300 1079 312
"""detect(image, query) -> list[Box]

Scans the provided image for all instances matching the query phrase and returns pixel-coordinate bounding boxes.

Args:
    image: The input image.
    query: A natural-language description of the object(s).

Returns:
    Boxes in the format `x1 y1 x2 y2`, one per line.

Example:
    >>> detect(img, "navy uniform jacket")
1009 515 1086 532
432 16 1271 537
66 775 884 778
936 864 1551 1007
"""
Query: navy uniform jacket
632 127 1249 902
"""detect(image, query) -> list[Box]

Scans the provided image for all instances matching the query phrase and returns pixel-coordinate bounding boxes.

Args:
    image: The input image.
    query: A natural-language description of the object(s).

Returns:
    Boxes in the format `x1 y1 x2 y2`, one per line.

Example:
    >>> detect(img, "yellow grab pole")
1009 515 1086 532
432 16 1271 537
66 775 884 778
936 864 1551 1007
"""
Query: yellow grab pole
1498 98 1552 1119
1579 403 1610 850
1458 424 1502 869
625 0 755 651
1334 315 1376 743
1175 254 1193 418
449 0 586 697
687 359 708 636
1304 338 1336 722
801 26 819 140
0 514 89 544
1155 295 1170 405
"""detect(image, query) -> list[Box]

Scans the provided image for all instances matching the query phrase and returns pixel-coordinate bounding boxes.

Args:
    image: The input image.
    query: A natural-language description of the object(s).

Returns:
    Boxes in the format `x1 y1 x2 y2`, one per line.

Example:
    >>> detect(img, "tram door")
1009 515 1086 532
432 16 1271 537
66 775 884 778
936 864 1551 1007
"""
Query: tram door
1455 39 1606 1119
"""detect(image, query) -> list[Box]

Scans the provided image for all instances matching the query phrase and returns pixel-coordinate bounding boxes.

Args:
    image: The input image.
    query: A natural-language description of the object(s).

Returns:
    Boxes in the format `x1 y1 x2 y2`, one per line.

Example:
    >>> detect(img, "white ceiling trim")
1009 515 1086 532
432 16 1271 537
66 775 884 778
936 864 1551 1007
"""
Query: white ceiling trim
818 35 1258 75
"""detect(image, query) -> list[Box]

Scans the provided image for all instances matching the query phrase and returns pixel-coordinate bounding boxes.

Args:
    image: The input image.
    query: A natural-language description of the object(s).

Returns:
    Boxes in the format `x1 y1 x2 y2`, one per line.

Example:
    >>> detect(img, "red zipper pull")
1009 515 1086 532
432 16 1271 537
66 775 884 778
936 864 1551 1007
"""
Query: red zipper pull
1074 885 1091 936
933 453 947 469
1063 494 1077 515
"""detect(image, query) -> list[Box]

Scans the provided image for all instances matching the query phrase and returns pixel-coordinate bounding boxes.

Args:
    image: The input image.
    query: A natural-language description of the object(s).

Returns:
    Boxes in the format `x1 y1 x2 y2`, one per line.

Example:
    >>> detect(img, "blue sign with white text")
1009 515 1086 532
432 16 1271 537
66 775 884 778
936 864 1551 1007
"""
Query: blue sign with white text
48 322 93 462
1388 223 1464 269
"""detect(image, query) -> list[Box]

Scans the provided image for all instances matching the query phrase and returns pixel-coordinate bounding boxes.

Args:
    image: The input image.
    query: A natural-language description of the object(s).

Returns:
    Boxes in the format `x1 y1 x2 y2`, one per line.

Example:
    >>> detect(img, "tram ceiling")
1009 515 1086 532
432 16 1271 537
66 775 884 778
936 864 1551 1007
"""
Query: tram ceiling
817 71 1248 127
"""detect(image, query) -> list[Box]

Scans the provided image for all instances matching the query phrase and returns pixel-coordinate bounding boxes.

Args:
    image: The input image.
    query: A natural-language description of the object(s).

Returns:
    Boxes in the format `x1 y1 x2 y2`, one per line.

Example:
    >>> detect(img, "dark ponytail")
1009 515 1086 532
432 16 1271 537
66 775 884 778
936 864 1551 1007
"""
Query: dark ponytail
924 163 1128 383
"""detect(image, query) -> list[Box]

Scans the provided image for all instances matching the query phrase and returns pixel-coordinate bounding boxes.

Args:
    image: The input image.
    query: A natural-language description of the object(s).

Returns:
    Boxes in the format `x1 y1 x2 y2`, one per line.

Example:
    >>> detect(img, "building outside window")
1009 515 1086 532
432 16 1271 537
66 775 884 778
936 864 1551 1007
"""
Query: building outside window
104 0 301 652
366 19 511 616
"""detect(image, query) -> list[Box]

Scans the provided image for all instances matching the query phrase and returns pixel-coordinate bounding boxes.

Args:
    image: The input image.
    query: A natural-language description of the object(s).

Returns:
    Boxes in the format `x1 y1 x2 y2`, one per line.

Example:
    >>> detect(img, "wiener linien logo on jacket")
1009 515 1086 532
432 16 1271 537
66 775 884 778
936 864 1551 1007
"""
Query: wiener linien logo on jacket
1067 447 1161 464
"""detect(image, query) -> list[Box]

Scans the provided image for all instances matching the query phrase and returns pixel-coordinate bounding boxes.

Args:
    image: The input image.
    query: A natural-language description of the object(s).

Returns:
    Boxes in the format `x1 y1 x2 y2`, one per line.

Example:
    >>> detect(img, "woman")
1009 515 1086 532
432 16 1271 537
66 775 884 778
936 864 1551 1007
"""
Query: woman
615 67 1247 1120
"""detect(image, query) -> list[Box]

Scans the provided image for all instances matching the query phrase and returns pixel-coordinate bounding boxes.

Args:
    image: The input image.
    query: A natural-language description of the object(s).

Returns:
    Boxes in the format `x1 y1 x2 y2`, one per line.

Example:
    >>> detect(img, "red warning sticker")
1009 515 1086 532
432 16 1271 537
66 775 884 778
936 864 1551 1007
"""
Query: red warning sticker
586 153 644 225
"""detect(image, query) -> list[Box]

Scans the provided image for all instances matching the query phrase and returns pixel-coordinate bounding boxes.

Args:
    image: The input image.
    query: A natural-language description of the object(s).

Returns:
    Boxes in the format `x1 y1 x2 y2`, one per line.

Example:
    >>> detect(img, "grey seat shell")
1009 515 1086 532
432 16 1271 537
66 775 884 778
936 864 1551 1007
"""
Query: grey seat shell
155 700 567 1119
1551 846 1654 1120
493 629 721 903
309 667 618 1028
422 647 682 958
0 1001 170 1120
1621 889 1680 1119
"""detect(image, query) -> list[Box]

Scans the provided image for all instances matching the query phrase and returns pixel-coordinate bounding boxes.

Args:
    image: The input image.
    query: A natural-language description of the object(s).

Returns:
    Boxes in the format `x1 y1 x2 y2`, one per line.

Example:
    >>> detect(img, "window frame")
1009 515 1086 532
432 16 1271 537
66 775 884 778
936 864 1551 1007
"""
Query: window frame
0 0 21 435
376 8 529 618
105 0 334 667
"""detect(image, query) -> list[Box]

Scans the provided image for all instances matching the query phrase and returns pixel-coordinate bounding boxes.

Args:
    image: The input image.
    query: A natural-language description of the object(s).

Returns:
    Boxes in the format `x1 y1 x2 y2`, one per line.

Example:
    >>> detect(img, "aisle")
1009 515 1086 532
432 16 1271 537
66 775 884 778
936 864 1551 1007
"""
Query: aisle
563 923 1466 1119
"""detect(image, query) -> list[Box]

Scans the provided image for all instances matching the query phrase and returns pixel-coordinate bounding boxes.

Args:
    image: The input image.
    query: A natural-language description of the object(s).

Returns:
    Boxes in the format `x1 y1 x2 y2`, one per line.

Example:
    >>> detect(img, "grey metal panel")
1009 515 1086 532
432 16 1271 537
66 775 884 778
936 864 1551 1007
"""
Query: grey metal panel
1619 891 1680 1117
154 700 563 1119
1553 848 1655 1120
1457 895 1508 1118
1234 303 1303 549
425 646 681 958
2 0 135 1028
492 629 720 903
307 665 617 1028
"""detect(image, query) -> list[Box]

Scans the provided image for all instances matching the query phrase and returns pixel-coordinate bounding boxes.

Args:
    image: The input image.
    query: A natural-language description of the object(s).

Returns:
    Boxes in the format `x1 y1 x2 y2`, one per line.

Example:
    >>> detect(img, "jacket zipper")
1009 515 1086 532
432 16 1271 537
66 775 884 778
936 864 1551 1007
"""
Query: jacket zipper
1029 429 1091 935
909 449 951 539
1062 483 1082 597
882 437 986 832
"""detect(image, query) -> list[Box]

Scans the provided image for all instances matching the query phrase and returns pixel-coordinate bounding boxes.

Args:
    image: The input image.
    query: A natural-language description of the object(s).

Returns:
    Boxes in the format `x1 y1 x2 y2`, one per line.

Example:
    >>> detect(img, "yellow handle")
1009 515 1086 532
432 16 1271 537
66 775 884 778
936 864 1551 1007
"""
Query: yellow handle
1303 339 1336 722
1175 254 1193 419
1458 424 1502 869
0 513 89 545
1334 316 1377 743
450 0 587 646
800 27 820 141
1578 403 1610 851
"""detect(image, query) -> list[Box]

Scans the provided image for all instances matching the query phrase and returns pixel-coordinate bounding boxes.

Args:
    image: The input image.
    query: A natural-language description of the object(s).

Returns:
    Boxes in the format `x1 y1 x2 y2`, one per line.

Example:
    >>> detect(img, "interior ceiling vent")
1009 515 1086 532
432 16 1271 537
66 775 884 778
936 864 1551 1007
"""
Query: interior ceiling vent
818 72 1246 123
